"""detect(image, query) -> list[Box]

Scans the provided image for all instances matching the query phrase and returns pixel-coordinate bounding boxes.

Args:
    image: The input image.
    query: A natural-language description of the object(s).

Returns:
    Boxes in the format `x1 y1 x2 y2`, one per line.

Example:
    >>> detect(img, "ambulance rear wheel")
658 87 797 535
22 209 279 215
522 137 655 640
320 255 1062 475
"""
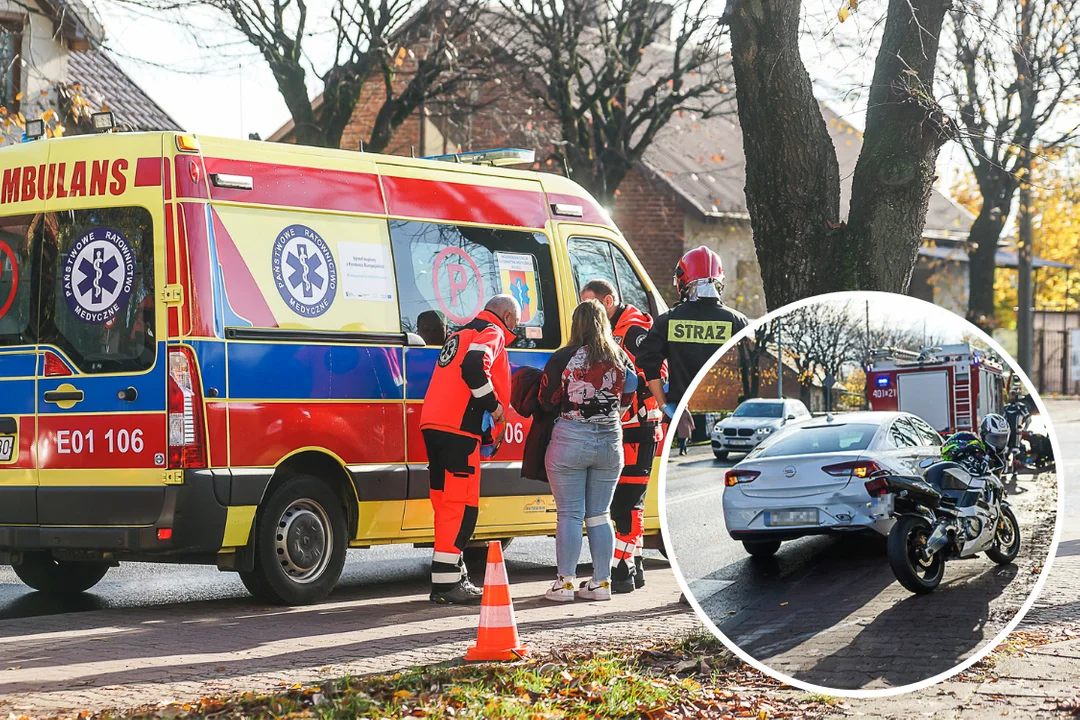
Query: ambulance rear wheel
241 475 348 605
12 552 109 594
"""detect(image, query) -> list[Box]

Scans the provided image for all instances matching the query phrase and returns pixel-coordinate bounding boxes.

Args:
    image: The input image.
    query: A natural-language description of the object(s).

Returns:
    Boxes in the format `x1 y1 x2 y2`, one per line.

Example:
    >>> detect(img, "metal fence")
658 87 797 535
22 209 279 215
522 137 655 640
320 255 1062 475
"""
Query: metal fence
1033 311 1080 395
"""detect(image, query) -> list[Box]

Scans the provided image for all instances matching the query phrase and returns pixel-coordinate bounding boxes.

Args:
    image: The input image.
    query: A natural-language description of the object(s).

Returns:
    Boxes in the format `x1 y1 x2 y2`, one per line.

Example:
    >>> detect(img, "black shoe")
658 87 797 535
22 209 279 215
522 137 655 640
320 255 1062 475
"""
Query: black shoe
634 556 645 589
430 578 483 605
611 560 635 594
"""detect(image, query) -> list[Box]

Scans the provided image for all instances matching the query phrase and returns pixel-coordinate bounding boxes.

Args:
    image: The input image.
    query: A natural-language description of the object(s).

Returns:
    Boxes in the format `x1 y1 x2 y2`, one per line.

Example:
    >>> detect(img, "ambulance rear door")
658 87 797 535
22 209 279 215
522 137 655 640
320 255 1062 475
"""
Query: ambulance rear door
0 138 50 533
34 134 171 531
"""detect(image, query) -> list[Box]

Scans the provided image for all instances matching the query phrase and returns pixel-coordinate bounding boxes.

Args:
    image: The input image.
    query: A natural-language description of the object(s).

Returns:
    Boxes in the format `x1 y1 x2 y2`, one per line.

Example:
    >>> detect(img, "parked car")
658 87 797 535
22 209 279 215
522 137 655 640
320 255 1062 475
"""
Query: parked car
722 411 943 557
712 398 811 460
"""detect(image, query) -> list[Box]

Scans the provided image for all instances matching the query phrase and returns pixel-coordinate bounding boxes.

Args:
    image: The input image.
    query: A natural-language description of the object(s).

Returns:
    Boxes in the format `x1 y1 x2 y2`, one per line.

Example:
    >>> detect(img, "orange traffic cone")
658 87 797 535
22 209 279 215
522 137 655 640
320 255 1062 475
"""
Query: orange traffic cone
464 541 529 661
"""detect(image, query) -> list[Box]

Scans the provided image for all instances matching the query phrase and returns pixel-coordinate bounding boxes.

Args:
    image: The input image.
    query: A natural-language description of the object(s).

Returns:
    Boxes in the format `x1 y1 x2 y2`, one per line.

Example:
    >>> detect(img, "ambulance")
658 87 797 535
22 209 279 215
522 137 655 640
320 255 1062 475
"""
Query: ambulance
867 344 1005 435
0 129 667 604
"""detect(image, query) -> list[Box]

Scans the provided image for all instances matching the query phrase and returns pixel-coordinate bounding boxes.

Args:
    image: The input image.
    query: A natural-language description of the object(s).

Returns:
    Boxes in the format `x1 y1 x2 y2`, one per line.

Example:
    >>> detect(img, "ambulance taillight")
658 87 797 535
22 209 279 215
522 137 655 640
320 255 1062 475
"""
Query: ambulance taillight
167 347 207 469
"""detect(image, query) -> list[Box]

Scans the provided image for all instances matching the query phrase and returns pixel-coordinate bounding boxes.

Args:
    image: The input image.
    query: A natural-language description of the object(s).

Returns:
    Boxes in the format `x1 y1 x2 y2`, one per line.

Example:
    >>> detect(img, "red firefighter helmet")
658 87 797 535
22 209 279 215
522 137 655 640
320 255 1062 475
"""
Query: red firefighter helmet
674 246 725 299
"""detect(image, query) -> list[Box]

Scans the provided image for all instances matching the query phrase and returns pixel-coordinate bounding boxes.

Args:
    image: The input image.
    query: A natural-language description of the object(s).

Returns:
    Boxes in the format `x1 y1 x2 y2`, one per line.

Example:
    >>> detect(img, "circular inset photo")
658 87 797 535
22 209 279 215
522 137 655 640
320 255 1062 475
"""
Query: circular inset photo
661 291 1061 695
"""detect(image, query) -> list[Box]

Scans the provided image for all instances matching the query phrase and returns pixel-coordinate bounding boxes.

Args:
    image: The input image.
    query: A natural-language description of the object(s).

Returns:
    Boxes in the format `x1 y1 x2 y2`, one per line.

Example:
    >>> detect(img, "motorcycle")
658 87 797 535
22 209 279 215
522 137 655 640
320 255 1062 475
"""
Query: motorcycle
864 458 1020 594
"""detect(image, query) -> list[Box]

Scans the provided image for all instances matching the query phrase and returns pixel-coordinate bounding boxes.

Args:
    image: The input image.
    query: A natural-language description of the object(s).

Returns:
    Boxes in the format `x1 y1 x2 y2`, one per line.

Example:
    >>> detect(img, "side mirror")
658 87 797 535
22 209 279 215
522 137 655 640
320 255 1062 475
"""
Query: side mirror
786 414 796 421
919 458 934 469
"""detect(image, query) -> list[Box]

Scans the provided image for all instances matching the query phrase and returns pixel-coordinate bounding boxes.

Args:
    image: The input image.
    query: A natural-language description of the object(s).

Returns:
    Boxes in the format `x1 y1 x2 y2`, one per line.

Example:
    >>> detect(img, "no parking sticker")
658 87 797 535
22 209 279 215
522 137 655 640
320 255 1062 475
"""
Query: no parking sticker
432 246 485 324
62 228 135 324
0 240 17 321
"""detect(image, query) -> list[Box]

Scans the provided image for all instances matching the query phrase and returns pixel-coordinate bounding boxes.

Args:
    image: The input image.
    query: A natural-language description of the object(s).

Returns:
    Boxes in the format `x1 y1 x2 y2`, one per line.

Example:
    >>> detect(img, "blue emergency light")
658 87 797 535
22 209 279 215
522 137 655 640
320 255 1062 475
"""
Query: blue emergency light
424 148 535 167
876 376 890 388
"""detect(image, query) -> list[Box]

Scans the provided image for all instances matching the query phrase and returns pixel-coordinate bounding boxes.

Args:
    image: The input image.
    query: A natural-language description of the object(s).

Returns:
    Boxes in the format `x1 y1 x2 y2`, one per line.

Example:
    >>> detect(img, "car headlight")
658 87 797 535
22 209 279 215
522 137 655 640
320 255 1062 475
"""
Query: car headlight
756 427 773 435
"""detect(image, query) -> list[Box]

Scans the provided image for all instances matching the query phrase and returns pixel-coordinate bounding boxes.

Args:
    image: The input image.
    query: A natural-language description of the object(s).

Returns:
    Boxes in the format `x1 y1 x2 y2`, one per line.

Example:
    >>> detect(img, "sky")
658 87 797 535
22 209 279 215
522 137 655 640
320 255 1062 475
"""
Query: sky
807 293 975 347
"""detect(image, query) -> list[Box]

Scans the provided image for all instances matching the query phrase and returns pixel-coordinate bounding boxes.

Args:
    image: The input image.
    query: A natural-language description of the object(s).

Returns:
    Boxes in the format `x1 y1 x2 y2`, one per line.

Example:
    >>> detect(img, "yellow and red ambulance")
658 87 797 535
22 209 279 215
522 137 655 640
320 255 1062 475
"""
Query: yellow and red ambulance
0 132 668 604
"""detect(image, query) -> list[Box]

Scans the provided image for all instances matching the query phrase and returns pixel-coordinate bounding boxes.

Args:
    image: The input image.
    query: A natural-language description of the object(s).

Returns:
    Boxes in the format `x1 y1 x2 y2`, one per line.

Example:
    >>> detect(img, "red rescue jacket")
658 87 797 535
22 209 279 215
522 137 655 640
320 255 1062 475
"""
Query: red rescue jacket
420 310 515 438
612 304 666 436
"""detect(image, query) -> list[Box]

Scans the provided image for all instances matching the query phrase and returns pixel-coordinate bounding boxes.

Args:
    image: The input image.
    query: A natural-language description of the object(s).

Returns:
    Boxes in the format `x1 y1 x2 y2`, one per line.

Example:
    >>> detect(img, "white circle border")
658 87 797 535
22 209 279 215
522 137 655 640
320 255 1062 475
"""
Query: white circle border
655 290 1066 699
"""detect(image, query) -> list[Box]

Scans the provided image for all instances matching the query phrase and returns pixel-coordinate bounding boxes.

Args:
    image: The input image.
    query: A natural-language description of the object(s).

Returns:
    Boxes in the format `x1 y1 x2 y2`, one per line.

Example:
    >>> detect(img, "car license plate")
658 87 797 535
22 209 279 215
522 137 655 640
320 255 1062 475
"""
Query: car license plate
0 434 14 463
765 509 818 526
728 438 751 445
870 494 894 518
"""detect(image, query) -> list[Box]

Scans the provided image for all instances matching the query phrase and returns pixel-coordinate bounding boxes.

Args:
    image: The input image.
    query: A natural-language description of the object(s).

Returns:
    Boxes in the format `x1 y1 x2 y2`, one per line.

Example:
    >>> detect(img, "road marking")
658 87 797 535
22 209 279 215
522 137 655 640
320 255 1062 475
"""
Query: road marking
667 486 725 506
0 626 134 645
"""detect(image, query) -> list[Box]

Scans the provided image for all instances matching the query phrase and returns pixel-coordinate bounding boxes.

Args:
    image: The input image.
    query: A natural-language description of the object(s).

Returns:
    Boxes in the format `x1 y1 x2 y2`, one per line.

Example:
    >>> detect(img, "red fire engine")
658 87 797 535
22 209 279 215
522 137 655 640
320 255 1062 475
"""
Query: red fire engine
867 344 1005 435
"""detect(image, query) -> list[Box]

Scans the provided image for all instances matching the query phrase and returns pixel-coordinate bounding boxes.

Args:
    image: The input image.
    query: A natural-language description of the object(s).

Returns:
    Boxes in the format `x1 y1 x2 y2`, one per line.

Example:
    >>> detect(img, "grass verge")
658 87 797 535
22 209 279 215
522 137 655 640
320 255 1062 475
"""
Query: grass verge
72 632 837 720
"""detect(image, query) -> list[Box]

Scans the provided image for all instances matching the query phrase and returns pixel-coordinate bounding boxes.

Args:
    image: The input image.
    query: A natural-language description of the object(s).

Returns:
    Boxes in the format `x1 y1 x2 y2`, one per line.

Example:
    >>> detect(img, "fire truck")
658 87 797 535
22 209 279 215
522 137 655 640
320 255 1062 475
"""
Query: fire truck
867 344 1005 435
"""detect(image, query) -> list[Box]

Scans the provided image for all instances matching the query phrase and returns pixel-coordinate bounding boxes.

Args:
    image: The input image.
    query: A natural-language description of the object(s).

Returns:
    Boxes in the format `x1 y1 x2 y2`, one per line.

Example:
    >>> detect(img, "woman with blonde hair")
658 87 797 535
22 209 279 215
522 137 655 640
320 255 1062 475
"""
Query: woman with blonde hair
538 299 637 601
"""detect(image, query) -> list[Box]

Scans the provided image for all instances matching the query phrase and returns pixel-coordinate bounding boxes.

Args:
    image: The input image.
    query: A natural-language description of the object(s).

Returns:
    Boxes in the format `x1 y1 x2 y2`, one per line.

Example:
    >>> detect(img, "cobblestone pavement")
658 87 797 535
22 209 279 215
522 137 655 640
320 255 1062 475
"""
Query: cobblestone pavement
0 560 697 718
720 469 1058 691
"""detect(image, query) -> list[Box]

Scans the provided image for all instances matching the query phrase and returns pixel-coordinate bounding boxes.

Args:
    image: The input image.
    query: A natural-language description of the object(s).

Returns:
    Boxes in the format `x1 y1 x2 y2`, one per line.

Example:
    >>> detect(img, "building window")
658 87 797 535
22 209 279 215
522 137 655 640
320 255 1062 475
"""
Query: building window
0 21 21 112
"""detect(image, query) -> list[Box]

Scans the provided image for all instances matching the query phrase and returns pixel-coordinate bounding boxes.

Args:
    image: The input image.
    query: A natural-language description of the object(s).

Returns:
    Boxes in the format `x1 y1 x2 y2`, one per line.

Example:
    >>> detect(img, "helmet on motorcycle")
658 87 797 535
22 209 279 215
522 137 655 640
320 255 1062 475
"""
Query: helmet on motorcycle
674 246 725 301
941 431 989 473
979 413 1010 453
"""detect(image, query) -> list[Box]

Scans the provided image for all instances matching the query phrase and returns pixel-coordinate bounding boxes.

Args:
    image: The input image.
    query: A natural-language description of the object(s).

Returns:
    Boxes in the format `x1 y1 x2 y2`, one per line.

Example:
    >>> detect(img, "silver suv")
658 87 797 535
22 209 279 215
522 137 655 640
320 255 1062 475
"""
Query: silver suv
711 398 811 459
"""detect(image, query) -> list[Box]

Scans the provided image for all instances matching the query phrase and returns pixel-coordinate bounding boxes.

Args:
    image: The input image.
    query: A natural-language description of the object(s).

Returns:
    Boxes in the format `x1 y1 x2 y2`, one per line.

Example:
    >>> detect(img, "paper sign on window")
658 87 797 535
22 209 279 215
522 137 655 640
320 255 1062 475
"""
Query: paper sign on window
340 242 396 303
496 252 539 323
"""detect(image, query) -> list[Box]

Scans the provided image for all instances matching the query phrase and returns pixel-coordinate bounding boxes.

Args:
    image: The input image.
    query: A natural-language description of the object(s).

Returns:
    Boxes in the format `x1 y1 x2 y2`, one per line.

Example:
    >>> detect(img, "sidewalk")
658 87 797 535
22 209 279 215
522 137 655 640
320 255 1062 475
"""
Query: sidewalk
0 561 698 717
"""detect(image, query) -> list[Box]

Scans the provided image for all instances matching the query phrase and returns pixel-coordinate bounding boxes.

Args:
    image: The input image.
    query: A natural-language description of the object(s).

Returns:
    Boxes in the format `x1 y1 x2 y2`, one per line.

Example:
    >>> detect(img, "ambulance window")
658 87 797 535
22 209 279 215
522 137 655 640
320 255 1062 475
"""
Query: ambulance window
568 238 617 294
0 215 35 346
37 207 156 373
389 220 561 349
611 246 654 316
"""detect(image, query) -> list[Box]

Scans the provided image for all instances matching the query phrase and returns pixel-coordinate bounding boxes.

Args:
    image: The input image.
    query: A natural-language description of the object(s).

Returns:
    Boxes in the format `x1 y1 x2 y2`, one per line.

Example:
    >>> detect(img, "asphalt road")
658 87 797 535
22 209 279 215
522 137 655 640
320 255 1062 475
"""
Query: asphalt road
665 405 1077 624
664 444 849 620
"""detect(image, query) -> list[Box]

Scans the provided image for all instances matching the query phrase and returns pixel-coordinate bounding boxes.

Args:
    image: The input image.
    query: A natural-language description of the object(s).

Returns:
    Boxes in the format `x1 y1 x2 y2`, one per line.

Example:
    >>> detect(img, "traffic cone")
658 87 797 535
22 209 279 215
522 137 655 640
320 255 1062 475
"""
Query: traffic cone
464 541 529 661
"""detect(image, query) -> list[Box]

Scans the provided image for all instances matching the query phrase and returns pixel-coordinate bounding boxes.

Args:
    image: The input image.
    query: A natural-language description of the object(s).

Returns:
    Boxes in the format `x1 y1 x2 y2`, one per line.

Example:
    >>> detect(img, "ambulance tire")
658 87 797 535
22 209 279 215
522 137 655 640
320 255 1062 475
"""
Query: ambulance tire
241 475 348 606
12 552 110 594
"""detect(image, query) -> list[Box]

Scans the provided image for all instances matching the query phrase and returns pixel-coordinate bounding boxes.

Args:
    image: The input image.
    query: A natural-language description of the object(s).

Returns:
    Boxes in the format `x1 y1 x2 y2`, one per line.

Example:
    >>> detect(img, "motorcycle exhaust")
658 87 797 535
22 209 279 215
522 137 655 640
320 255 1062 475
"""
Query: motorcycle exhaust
923 521 956 558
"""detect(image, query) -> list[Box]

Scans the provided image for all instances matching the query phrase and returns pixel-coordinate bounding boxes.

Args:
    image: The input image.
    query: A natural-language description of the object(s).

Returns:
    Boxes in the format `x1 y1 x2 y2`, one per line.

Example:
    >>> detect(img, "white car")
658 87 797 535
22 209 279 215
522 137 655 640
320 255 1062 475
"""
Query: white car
712 398 811 459
722 411 944 557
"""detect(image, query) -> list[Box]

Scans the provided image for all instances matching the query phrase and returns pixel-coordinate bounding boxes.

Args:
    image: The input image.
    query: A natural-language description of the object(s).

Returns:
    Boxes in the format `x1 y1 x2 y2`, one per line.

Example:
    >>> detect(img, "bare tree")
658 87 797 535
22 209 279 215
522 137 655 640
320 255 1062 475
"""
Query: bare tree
114 0 493 150
783 302 861 409
941 0 1080 327
736 321 777 400
498 0 731 204
728 0 956 309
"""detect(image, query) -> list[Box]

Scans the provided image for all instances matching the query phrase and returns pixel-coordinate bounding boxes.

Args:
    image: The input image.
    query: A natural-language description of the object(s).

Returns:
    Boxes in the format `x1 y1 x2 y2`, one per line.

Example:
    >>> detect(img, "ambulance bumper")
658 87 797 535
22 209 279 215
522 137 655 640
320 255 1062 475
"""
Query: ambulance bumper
0 470 230 562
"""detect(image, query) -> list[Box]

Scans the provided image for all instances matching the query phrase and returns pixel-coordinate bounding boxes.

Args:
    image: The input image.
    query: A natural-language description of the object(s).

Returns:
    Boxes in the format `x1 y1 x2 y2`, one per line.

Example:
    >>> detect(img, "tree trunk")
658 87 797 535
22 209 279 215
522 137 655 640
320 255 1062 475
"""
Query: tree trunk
965 196 1010 329
845 0 952 292
730 0 953 309
729 0 842 308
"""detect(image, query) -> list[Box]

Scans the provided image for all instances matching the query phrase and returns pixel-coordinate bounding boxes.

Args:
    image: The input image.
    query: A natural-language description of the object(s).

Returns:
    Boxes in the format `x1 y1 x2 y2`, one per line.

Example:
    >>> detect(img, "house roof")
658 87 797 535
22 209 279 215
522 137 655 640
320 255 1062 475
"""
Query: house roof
641 102 974 238
67 47 182 132
919 242 1074 270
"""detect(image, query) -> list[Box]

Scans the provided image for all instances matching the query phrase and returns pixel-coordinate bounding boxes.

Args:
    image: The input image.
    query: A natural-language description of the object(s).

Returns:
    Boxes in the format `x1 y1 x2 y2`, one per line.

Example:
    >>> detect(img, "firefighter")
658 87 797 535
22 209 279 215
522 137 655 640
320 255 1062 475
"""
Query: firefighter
637 246 749 419
579 279 664 593
420 294 521 604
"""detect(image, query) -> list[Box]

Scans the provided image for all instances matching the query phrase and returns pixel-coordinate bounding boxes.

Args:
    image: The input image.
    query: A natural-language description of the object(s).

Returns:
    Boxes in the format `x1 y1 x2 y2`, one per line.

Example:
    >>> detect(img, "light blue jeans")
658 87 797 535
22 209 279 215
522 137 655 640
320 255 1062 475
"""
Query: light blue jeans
545 418 624 581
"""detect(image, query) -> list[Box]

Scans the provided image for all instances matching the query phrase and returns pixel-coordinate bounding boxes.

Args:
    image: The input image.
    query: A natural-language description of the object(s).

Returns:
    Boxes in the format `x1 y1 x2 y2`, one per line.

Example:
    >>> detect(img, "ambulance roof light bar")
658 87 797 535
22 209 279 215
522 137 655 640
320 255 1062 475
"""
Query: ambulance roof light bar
423 148 535 167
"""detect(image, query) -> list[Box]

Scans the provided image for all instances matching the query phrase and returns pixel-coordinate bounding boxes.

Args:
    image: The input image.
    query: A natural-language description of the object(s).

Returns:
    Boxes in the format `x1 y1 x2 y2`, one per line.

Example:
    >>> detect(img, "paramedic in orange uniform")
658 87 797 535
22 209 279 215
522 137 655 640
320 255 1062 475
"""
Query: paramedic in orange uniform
420 294 521 604
579 279 664 593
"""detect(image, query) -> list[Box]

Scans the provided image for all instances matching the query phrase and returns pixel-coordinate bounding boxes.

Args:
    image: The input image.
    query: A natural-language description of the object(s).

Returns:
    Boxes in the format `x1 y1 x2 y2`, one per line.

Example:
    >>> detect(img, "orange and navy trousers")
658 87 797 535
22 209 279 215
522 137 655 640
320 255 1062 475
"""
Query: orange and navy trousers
422 428 482 589
611 423 660 569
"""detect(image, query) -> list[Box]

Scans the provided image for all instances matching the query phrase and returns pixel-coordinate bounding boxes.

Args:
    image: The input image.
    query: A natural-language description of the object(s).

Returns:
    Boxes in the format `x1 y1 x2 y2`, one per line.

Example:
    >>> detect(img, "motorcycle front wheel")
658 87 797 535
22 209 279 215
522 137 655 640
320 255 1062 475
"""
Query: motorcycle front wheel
985 506 1021 565
887 515 945 594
